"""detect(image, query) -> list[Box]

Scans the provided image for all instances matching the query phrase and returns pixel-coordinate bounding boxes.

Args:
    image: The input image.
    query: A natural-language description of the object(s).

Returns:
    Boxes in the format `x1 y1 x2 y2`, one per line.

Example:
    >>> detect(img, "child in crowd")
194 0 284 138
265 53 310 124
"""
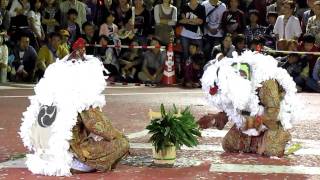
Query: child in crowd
265 11 278 49
119 41 142 81
184 42 205 88
65 9 81 45
99 11 119 42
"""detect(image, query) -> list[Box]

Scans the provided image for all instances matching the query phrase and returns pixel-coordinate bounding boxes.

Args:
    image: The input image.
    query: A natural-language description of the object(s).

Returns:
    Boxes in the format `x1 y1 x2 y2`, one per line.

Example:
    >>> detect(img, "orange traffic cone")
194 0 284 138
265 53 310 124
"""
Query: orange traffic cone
162 42 176 85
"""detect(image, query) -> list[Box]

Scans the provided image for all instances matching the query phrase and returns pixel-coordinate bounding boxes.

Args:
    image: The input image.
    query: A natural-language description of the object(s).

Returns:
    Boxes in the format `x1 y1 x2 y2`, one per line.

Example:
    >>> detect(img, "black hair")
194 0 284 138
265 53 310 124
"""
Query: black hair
19 31 30 40
30 0 42 12
303 34 316 44
189 42 199 49
283 0 295 9
267 11 278 18
248 9 259 17
232 34 245 45
67 8 78 16
48 32 62 39
82 21 94 31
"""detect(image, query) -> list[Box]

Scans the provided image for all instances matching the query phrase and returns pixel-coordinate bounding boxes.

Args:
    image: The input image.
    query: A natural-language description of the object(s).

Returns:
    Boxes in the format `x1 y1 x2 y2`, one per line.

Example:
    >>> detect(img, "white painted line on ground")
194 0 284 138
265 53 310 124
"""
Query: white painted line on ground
127 130 149 139
129 143 320 156
0 158 26 169
209 163 320 175
0 91 204 98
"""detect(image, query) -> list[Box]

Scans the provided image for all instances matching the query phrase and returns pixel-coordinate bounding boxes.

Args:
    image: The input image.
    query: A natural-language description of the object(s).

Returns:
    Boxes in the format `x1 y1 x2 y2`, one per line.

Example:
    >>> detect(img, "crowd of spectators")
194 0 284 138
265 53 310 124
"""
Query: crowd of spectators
0 0 319 92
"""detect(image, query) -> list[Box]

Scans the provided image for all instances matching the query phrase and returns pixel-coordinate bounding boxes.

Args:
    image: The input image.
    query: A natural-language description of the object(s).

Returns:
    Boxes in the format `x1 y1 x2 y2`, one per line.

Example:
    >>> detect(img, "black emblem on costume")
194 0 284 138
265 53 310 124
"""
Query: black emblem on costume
37 105 57 128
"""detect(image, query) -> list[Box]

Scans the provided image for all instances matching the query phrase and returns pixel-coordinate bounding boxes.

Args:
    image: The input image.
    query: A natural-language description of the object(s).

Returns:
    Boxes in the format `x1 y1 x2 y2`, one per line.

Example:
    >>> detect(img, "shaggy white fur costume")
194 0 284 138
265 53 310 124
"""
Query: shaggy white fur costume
201 51 300 136
19 55 107 176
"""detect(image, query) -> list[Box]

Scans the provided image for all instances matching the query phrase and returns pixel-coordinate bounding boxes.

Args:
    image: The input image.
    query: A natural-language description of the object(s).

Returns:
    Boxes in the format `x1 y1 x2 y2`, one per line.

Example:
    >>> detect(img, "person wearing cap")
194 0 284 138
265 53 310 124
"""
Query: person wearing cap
59 29 71 53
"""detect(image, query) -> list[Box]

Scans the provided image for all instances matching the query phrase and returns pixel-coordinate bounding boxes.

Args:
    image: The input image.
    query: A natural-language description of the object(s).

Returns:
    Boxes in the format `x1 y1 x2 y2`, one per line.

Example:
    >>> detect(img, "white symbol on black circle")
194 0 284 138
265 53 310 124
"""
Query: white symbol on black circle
37 105 57 128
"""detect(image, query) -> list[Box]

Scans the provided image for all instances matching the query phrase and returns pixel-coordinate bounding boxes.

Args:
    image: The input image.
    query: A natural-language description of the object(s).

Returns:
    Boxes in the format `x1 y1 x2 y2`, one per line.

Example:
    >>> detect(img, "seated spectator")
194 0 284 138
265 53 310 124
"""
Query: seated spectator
183 42 205 88
244 9 266 44
306 1 320 47
311 58 320 92
265 11 278 49
63 8 81 45
298 34 320 78
119 41 142 82
28 0 45 50
154 0 177 45
59 29 71 52
232 34 246 55
0 32 8 83
81 21 98 55
115 0 135 43
221 0 245 36
60 0 87 30
96 35 120 82
42 0 61 34
0 0 10 31
211 33 235 60
278 53 308 91
273 0 302 41
36 32 69 80
138 38 165 84
99 11 119 42
11 34 38 82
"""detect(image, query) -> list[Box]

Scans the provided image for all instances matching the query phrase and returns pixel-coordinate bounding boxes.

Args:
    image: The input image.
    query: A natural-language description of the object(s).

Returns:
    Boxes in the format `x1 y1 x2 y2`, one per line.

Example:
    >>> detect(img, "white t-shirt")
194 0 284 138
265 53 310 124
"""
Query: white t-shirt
273 15 302 40
28 11 42 37
201 1 226 37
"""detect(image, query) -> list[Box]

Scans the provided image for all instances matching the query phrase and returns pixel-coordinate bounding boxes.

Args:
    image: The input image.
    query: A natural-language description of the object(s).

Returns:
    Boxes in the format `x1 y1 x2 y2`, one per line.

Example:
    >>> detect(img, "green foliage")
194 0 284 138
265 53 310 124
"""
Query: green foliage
146 104 201 153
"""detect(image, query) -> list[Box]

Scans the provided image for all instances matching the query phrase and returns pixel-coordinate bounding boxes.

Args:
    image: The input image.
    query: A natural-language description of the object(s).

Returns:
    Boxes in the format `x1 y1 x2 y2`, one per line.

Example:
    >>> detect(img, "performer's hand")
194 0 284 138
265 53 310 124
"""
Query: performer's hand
197 114 215 129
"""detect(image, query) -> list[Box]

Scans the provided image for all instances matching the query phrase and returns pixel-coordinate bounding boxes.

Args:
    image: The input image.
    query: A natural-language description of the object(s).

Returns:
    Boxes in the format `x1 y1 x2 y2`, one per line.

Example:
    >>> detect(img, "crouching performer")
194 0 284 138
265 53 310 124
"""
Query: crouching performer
198 51 300 157
20 38 129 176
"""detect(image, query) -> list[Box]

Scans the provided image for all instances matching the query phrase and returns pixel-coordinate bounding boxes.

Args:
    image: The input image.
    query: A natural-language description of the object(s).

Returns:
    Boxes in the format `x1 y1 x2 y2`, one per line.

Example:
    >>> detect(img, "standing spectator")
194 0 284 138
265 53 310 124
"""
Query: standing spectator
114 0 133 30
302 0 316 32
211 33 235 60
179 0 205 63
28 0 45 50
183 42 205 88
154 0 177 45
60 0 87 30
0 33 8 83
273 0 302 41
221 0 246 36
306 1 320 46
247 0 268 25
138 38 166 84
11 34 38 82
0 0 11 31
81 21 98 55
267 0 284 15
9 0 30 18
42 0 61 34
311 58 320 92
63 8 81 45
99 11 119 42
265 11 278 48
36 32 68 79
133 0 152 45
119 41 142 81
244 10 266 44
202 0 226 60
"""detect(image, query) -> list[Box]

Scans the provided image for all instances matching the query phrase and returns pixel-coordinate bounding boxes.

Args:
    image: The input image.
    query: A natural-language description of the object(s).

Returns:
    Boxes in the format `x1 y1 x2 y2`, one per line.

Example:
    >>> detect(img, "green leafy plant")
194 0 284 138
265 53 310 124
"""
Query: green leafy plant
146 104 201 153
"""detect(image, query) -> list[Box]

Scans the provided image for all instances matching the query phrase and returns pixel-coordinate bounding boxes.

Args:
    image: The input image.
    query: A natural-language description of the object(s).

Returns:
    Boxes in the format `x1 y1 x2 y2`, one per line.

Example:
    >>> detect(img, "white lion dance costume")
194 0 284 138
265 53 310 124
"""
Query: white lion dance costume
20 38 129 176
200 51 300 157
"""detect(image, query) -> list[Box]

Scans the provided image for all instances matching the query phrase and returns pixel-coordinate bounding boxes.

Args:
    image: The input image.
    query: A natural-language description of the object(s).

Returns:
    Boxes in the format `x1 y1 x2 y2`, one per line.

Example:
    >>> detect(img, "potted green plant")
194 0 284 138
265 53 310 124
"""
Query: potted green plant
146 104 201 165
